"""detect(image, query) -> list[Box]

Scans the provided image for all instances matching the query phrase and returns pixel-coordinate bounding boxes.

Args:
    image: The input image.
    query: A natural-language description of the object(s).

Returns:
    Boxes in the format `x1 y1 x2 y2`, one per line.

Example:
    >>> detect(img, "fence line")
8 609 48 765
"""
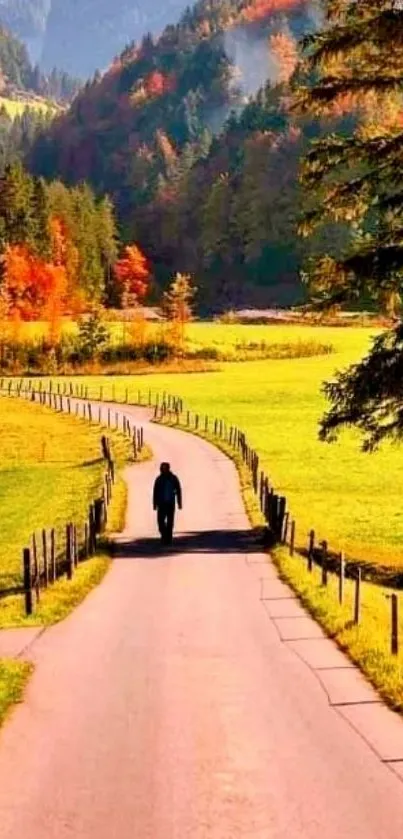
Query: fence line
0 382 145 615
153 398 400 659
1 378 399 655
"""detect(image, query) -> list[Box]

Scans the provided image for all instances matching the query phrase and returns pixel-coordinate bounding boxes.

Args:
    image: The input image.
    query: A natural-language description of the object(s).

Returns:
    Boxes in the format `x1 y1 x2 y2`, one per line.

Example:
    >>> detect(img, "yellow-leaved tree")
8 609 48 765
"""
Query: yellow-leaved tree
162 273 196 351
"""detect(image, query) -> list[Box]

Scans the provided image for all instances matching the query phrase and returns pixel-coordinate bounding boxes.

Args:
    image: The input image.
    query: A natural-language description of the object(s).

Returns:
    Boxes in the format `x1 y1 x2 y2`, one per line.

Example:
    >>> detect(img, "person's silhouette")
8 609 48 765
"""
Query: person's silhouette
153 462 182 545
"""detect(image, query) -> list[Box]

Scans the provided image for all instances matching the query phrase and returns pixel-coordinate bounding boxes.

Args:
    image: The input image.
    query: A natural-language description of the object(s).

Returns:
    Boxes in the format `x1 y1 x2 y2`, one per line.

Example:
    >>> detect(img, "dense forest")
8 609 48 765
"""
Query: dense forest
0 25 81 176
6 0 398 312
0 161 119 320
28 0 325 307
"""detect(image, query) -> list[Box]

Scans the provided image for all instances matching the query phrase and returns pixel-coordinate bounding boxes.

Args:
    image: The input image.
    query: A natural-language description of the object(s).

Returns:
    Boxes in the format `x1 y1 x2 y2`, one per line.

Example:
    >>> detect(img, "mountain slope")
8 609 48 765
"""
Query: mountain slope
0 0 193 77
29 0 320 307
0 1 49 62
0 23 80 104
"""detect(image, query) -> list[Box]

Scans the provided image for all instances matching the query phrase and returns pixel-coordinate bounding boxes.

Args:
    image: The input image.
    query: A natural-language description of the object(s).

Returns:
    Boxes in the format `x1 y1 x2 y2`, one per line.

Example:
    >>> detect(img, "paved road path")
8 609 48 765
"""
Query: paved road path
1 404 403 837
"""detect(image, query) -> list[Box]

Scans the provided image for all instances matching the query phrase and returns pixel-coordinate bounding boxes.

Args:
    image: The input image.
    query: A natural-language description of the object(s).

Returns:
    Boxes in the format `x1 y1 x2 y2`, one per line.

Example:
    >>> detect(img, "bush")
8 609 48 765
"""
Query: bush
76 310 109 361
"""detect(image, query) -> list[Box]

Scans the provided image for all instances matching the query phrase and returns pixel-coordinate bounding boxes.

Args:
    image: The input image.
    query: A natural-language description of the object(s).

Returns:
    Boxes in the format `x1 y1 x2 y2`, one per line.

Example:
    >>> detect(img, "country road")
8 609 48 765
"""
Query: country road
1 402 403 838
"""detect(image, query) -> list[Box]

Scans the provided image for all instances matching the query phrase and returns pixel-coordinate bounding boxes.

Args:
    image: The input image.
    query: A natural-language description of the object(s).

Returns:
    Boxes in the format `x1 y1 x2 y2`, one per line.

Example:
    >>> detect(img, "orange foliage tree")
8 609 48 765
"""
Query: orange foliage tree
1 244 68 341
269 32 298 84
49 216 81 314
243 0 304 23
113 244 150 308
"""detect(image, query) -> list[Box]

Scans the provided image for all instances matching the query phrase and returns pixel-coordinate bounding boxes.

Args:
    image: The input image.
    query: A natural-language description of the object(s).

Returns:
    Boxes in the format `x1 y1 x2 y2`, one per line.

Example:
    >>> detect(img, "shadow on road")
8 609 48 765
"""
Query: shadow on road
112 527 267 559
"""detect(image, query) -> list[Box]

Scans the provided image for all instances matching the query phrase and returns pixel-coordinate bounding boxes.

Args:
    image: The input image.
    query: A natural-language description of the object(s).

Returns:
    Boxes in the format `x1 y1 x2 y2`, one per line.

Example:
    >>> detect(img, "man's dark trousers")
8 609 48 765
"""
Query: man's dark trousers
157 502 175 544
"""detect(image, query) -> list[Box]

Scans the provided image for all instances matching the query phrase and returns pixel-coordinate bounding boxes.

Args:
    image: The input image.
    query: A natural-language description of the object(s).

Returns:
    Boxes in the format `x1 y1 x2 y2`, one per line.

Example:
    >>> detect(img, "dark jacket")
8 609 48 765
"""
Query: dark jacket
153 473 182 508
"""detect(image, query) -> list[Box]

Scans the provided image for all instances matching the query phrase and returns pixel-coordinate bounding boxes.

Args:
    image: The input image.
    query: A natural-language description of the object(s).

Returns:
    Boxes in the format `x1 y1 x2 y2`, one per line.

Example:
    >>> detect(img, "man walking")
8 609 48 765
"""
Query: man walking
153 462 182 545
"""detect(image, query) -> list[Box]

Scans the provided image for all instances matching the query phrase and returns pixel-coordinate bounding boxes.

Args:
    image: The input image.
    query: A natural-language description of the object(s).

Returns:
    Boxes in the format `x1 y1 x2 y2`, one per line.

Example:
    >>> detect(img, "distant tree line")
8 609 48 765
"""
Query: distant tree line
0 24 81 102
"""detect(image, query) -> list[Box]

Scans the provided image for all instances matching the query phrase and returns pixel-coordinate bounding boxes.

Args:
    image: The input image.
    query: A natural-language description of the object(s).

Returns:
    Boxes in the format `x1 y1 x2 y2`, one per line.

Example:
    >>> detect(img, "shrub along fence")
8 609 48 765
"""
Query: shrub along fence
2 378 400 653
0 382 145 615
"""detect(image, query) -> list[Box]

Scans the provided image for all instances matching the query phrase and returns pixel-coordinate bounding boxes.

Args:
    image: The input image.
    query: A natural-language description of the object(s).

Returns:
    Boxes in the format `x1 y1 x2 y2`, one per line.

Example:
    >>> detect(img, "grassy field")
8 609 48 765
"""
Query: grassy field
0 395 138 724
0 396 130 597
31 323 403 573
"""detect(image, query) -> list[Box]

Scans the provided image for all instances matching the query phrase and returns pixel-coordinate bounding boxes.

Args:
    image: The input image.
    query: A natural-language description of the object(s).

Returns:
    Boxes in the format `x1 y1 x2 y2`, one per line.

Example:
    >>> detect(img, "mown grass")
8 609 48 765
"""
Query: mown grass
0 659 32 727
0 474 125 628
0 399 150 724
0 395 140 627
32 324 403 572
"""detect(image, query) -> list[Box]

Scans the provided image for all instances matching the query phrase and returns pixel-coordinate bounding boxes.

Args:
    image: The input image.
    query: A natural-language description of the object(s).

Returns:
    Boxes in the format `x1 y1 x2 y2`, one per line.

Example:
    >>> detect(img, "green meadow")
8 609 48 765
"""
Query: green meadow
36 323 403 573
0 396 131 621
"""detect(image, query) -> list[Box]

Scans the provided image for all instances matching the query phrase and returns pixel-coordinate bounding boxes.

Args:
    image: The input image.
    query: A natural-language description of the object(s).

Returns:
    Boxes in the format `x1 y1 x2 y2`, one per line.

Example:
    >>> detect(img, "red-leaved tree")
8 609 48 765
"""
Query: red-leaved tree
113 244 150 308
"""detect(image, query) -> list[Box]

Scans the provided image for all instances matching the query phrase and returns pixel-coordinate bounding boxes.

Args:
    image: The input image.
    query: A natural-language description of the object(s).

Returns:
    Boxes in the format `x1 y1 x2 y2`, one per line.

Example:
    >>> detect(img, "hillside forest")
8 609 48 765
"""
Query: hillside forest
0 0 400 318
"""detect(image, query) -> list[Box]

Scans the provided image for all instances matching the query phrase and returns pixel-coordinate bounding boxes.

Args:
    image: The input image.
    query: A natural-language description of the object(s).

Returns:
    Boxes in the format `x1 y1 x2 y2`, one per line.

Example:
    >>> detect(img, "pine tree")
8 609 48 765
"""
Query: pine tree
296 0 403 306
295 0 403 447
97 196 119 305
0 162 35 254
31 177 51 260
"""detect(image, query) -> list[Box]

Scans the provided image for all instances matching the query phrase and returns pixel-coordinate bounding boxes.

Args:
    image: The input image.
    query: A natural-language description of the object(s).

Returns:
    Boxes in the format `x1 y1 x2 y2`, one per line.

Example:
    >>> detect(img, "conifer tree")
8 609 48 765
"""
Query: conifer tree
295 0 403 447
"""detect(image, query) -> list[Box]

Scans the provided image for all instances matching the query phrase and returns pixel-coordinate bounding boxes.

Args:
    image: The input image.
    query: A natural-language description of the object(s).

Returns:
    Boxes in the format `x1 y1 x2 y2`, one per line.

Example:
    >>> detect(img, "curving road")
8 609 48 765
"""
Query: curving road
0 403 403 837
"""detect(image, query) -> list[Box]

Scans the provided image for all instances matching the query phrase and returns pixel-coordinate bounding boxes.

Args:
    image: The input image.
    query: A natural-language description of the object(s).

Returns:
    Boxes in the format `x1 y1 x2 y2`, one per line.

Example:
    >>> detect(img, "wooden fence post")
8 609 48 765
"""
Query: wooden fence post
391 594 399 655
73 525 78 567
278 497 286 542
354 567 361 624
308 529 315 572
23 548 33 616
321 540 328 586
42 529 48 588
84 522 89 558
282 511 289 544
32 532 40 602
289 521 296 556
50 528 56 582
339 551 345 604
66 524 73 580
89 505 96 553
94 498 105 535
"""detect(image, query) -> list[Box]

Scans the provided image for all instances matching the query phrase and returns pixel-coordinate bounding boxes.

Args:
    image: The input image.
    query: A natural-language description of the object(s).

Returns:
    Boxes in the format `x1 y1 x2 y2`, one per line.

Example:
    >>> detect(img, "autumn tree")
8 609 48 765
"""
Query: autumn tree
162 272 196 348
113 244 150 308
1 244 67 339
295 0 403 447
